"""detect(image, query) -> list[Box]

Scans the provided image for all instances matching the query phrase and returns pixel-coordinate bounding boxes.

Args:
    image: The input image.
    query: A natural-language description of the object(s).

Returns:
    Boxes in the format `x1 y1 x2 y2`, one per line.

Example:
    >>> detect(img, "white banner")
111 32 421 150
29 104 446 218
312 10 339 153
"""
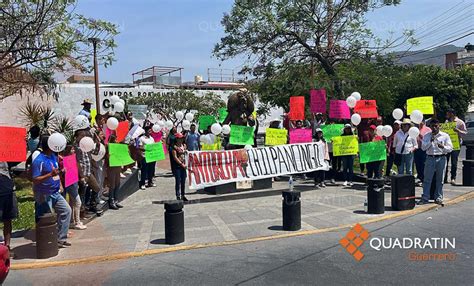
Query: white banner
186 142 330 189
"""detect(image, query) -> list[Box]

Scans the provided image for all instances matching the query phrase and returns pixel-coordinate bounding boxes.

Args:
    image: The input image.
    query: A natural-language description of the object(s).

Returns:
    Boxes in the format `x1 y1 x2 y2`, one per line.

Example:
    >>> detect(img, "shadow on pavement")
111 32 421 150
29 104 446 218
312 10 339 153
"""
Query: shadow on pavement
267 226 283 231
12 243 36 260
150 238 167 245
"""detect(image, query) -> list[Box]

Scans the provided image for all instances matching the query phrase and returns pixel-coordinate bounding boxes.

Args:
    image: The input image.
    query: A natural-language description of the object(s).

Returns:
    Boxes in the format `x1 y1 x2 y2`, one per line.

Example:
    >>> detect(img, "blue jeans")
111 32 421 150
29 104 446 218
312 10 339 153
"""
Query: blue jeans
35 191 72 242
398 153 414 175
174 167 186 199
414 149 427 181
422 156 447 202
341 156 354 182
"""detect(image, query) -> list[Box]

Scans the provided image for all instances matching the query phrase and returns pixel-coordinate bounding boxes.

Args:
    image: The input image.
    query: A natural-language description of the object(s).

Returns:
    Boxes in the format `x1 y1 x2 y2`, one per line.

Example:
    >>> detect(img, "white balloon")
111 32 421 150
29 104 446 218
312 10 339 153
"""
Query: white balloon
107 117 119 130
182 120 191 131
408 126 420 139
207 134 215 144
222 124 231 135
376 125 384 137
110 95 120 104
79 136 95 153
152 124 161 133
91 144 106 161
244 145 253 150
157 120 165 127
109 109 116 116
392 108 404 120
351 113 361 126
48 133 67 153
185 113 194 121
74 115 89 130
351 92 361 101
114 102 124 113
199 135 207 143
410 110 423 124
211 123 222 135
118 99 125 106
165 120 174 129
382 125 393 137
175 111 184 120
346 96 357 108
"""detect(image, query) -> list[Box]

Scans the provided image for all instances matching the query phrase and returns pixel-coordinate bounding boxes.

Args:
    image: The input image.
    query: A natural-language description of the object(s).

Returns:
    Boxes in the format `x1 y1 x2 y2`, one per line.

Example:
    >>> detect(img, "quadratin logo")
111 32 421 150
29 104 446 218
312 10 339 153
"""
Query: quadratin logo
339 223 370 261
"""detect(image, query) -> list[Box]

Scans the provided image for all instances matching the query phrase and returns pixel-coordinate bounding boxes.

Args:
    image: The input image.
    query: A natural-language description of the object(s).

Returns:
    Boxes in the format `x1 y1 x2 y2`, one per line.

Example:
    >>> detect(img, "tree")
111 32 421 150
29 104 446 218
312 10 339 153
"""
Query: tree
214 0 415 98
126 90 227 121
0 0 119 98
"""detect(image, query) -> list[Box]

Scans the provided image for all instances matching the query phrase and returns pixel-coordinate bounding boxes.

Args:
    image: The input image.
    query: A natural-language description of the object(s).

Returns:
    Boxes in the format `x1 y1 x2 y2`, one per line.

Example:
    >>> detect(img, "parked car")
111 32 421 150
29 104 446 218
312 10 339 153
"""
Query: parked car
464 121 474 145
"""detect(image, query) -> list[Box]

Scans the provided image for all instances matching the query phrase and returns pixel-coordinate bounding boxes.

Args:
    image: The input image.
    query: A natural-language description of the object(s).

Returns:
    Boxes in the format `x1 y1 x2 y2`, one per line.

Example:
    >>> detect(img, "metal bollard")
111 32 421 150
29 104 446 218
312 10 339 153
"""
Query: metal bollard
282 191 301 231
36 213 58 259
164 200 185 245
367 179 385 214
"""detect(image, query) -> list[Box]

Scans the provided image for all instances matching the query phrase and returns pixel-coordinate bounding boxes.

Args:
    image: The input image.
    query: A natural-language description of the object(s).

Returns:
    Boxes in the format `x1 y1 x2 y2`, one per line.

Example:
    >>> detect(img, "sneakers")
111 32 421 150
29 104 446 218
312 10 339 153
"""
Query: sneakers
125 169 133 174
147 183 157 187
435 198 444 205
74 223 87 230
343 181 348 187
58 241 72 248
320 183 326 188
330 179 336 184
349 182 353 186
140 185 146 190
120 173 126 178
417 199 428 205
451 179 456 186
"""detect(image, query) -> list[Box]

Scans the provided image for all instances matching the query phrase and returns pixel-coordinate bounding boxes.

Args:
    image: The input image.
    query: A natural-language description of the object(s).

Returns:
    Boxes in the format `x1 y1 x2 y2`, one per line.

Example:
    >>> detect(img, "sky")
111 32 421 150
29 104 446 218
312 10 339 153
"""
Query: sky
75 0 474 83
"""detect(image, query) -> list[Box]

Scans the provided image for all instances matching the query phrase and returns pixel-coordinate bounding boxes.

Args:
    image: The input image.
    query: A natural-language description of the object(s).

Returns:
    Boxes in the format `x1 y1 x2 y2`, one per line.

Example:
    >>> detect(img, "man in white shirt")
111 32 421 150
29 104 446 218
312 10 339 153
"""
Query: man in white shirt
418 119 453 205
444 109 467 185
393 119 417 175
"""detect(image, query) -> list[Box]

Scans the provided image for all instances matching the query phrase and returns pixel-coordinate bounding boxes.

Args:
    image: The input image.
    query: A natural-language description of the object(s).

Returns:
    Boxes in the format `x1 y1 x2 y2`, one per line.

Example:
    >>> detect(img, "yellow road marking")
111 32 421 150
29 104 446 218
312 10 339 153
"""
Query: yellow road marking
11 191 474 270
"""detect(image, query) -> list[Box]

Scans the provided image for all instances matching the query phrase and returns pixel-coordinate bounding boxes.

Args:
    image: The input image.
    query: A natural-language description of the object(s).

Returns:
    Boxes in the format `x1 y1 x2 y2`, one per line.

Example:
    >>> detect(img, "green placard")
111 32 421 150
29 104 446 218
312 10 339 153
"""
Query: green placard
230 125 254 145
145 142 166 163
321 124 344 143
218 108 228 123
359 140 387 164
109 143 135 167
198 115 217 131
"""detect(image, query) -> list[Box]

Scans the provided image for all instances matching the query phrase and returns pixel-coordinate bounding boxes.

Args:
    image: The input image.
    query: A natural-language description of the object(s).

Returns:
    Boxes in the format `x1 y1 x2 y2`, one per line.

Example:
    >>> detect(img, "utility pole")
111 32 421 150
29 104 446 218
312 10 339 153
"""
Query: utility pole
89 37 101 114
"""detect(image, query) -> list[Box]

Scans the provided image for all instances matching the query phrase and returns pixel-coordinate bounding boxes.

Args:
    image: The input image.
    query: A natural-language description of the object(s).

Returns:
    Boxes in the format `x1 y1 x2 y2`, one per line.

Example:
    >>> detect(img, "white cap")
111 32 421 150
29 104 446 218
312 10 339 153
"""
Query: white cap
344 124 352 128
394 120 402 125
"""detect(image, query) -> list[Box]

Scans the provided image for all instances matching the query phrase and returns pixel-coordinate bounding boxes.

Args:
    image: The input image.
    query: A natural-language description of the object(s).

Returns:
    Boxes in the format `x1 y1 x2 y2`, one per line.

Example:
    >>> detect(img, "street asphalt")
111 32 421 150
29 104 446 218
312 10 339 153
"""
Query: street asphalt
7 197 474 286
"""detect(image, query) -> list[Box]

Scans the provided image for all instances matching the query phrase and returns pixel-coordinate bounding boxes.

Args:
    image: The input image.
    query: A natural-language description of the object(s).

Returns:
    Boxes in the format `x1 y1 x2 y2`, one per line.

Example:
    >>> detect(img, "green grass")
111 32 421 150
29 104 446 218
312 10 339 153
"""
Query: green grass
0 177 35 232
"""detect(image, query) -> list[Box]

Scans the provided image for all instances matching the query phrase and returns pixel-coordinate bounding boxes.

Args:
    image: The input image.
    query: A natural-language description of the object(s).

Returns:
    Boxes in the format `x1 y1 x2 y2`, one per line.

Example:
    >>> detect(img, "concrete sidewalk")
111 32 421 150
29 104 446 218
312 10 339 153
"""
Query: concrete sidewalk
9 163 473 265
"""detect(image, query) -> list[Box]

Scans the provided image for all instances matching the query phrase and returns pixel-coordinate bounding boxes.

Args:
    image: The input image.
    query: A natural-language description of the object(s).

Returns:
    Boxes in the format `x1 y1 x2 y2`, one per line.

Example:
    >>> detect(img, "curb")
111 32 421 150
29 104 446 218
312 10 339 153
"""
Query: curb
11 191 474 270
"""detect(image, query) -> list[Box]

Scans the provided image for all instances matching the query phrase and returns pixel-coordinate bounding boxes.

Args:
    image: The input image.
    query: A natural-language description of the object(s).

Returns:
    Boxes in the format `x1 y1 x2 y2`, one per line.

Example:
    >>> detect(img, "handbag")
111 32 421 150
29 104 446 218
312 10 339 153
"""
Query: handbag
394 134 409 166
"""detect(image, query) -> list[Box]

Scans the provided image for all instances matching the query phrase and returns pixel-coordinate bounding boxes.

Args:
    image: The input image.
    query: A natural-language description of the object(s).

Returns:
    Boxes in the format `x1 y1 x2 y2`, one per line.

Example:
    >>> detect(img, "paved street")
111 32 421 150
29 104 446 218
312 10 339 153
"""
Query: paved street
7 194 474 286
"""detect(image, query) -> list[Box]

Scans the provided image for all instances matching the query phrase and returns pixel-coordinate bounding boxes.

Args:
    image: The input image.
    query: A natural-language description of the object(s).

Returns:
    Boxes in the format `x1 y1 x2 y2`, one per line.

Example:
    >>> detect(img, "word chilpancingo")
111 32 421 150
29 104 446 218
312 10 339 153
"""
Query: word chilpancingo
369 237 455 251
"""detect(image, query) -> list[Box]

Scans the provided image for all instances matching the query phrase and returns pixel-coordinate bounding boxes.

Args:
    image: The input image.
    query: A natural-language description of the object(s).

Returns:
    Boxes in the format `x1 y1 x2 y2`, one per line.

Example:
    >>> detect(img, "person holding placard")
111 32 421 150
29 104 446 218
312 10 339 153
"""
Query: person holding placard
0 161 19 254
341 124 355 187
171 133 188 201
444 109 467 185
385 120 400 177
105 135 124 210
366 125 385 179
139 126 156 190
312 129 329 188
393 119 417 175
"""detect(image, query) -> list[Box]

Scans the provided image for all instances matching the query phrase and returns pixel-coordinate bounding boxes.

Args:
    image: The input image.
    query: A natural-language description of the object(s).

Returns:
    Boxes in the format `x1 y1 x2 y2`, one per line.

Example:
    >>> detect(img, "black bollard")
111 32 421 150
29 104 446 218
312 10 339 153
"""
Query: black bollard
164 200 184 245
367 179 385 214
282 191 301 231
463 160 474 186
466 144 474 160
36 213 58 259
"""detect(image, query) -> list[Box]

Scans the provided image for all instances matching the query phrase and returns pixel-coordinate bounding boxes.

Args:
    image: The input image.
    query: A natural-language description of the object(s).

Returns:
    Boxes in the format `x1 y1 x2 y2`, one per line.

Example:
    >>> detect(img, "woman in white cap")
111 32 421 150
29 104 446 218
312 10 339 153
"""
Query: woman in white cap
393 119 417 175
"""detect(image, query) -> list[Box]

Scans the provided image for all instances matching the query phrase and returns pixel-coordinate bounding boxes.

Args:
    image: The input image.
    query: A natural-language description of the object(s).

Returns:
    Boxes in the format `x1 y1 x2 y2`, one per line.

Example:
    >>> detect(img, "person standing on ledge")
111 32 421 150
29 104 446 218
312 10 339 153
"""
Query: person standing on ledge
171 133 188 201
444 109 467 185
79 99 94 121
418 119 453 205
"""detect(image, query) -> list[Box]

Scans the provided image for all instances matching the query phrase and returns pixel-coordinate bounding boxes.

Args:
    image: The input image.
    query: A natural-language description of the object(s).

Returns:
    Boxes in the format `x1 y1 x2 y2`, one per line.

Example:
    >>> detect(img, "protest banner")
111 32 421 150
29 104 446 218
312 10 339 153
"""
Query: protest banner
145 142 166 163
218 108 228 123
289 96 305 120
440 122 460 151
310 89 326 113
359 141 387 163
406 96 434 115
128 105 148 120
186 142 330 189
321 124 344 143
116 121 129 142
109 143 135 167
329 100 351 119
332 136 359 156
198 115 217 131
354 100 378 118
90 108 97 126
265 128 288 146
0 126 27 162
230 125 254 145
63 154 79 187
289 129 313 144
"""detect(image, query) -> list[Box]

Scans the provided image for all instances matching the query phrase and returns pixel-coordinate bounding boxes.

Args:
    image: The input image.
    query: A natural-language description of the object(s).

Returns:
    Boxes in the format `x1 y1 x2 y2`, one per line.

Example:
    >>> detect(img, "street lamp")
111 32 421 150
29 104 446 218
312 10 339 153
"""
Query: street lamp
88 37 101 114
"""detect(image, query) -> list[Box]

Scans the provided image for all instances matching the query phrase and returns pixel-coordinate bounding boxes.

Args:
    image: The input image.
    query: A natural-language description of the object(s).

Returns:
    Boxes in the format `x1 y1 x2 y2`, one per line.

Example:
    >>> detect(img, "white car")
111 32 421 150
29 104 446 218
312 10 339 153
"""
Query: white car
464 121 474 144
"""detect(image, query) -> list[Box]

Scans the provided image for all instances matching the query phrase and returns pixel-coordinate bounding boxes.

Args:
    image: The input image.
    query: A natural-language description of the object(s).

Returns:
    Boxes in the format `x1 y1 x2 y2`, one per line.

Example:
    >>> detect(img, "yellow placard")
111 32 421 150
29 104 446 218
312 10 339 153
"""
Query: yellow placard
201 137 222 150
440 122 460 151
332 136 359 156
407 96 434 115
265 128 288 146
90 108 97 126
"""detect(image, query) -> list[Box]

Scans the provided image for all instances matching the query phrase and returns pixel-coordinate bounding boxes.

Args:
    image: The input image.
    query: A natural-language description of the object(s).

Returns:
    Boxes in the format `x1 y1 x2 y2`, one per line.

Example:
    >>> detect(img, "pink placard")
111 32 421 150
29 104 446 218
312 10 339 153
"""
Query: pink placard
151 131 163 142
329 100 351 119
105 127 112 144
310 89 326 113
289 129 313 144
63 154 79 187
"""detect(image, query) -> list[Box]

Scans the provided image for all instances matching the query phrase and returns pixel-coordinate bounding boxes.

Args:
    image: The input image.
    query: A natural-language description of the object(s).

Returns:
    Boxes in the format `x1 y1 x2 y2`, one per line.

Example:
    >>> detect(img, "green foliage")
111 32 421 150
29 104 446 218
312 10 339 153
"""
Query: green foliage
126 90 226 120
0 178 35 232
19 101 55 129
51 116 75 144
